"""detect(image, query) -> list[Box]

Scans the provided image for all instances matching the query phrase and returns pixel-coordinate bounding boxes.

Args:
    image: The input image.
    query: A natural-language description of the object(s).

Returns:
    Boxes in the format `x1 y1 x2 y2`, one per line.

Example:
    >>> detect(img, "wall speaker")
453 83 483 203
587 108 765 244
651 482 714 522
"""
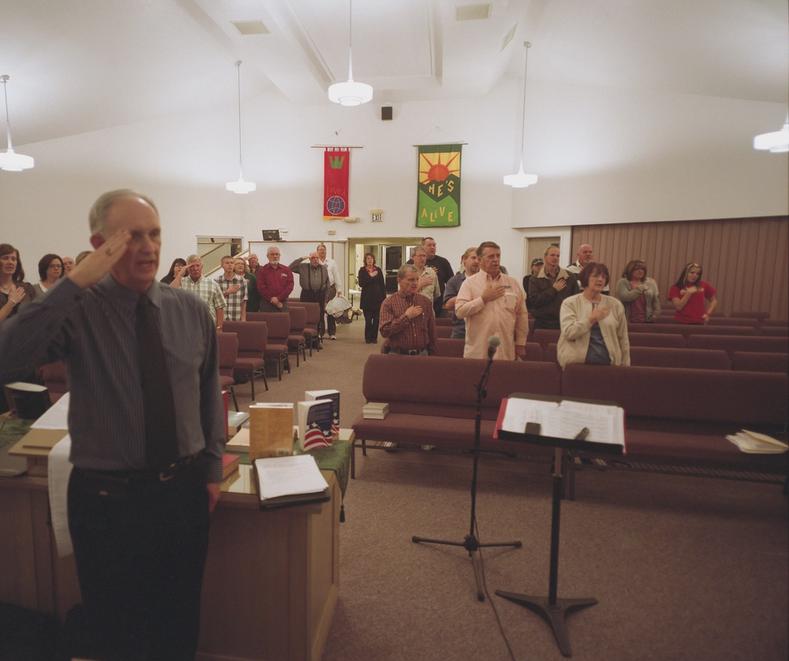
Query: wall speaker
381 106 393 121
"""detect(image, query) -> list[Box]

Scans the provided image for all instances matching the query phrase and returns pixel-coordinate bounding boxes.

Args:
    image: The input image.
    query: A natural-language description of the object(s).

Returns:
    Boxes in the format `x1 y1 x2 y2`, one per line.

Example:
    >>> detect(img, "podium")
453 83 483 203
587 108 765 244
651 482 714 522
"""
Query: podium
496 396 624 658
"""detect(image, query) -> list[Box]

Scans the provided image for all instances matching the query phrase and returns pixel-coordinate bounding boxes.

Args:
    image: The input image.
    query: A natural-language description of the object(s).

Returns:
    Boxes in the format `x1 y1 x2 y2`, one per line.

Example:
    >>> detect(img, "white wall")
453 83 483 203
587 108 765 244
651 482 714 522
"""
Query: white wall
1 76 786 284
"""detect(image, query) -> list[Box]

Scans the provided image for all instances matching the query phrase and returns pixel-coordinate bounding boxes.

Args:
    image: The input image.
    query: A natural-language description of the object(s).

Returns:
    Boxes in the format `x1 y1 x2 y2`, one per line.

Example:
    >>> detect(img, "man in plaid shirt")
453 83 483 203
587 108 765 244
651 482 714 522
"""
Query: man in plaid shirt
171 254 225 328
216 255 247 321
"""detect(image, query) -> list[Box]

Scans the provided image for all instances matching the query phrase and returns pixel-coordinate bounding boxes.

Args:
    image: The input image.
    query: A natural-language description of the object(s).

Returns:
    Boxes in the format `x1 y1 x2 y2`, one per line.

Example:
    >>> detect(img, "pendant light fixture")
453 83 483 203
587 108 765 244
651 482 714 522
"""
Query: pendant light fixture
328 0 373 106
0 75 34 172
503 42 538 188
226 61 256 194
753 114 789 153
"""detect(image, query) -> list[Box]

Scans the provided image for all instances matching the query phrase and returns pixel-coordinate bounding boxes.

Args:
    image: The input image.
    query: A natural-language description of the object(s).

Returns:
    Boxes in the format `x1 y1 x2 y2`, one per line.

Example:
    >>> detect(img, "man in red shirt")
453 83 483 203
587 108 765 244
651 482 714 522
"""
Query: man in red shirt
256 246 294 312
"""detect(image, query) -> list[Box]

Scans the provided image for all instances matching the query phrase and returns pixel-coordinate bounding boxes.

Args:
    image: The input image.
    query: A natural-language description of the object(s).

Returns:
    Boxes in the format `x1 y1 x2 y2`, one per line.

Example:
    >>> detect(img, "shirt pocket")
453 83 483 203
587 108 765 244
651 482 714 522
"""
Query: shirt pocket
503 292 518 311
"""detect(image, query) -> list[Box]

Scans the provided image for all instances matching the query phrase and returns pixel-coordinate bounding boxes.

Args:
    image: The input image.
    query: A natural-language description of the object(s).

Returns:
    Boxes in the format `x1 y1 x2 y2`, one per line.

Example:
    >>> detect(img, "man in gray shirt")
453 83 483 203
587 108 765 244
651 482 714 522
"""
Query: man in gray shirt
0 189 225 660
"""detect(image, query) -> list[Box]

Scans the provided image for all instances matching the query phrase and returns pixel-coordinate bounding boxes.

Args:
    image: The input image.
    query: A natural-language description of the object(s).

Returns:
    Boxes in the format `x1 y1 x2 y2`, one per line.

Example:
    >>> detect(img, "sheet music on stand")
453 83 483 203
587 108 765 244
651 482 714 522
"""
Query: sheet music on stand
495 393 626 455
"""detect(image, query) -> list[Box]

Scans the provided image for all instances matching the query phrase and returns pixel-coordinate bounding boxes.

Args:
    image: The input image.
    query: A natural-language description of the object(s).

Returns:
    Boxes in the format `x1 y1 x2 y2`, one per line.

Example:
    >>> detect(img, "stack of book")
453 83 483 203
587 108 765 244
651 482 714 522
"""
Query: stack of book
362 402 389 420
296 400 334 451
248 403 295 460
726 429 788 454
253 454 329 509
305 389 340 437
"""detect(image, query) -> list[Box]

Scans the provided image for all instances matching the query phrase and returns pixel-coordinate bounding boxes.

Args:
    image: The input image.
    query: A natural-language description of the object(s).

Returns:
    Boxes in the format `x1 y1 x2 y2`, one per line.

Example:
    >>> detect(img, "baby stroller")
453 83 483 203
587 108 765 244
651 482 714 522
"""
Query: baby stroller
326 295 354 324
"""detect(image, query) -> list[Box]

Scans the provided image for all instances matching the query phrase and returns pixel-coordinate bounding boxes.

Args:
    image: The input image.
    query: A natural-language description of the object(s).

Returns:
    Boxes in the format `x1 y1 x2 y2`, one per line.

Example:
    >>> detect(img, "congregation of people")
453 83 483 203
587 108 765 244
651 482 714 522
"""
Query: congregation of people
1 235 721 373
357 237 719 370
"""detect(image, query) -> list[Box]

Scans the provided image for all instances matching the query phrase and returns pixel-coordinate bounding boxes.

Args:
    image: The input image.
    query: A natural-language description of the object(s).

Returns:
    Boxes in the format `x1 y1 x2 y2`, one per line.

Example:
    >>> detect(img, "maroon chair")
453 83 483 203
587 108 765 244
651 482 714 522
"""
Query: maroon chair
216 331 240 410
731 310 770 320
524 343 543 361
760 327 789 337
435 325 452 338
532 328 560 346
435 338 464 357
222 321 269 399
39 361 68 404
629 346 731 370
687 334 789 354
288 300 321 353
286 306 308 366
731 351 789 373
629 333 687 348
435 317 453 327
248 312 291 380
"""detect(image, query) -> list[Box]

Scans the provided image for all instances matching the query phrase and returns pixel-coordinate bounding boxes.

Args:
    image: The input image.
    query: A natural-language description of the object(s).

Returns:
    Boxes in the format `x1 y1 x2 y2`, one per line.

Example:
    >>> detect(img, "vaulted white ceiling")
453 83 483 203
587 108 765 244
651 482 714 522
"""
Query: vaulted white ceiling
2 0 787 147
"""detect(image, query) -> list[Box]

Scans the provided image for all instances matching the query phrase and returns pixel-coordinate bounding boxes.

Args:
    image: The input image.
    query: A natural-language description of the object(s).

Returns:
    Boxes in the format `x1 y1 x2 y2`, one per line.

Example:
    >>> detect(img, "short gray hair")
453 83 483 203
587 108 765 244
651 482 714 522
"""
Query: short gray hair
266 246 280 256
397 264 418 280
186 254 201 264
88 189 158 236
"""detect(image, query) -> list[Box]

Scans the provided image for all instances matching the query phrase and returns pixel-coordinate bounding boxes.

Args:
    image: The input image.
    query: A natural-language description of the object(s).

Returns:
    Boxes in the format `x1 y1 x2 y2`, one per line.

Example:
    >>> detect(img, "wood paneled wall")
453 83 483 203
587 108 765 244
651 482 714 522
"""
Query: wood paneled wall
572 216 789 320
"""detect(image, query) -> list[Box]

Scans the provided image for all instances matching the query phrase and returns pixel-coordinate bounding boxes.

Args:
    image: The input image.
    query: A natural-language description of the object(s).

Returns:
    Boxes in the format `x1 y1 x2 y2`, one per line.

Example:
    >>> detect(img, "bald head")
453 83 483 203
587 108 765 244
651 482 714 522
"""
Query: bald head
577 244 593 266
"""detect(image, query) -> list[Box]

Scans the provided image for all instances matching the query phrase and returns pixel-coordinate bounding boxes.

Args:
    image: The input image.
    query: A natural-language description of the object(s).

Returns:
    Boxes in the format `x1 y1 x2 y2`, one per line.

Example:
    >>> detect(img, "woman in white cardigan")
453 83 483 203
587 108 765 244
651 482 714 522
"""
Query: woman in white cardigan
557 262 630 369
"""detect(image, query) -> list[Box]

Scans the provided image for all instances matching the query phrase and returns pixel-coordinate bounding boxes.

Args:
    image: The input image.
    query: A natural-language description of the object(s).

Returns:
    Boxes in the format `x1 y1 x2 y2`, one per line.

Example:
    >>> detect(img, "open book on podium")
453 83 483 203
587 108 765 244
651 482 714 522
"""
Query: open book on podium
252 454 330 509
495 394 626 455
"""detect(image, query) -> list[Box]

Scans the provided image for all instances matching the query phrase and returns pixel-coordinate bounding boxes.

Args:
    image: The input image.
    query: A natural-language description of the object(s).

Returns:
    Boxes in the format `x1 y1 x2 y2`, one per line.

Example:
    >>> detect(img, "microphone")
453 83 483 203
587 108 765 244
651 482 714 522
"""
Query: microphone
487 336 501 360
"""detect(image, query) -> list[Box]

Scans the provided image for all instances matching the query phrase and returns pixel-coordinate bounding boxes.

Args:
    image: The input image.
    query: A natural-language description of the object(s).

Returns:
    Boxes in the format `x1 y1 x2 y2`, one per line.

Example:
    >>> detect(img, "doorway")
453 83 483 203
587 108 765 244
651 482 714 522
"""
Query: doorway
347 237 424 294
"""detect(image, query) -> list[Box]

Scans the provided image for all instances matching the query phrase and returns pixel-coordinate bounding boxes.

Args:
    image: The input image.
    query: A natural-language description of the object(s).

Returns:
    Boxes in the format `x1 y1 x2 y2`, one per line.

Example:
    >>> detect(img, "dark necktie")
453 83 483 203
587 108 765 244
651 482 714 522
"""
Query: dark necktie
136 295 179 470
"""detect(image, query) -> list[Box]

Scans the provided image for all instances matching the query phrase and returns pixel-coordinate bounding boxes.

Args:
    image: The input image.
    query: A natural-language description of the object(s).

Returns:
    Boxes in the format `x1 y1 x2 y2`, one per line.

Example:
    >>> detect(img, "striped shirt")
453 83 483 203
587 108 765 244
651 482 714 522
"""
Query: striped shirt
215 273 247 321
379 290 437 354
0 276 226 482
180 275 225 323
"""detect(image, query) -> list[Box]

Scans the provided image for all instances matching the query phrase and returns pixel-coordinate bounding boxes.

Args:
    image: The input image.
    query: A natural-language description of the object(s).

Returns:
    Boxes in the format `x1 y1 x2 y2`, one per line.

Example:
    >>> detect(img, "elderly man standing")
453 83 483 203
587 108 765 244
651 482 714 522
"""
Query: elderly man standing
379 264 436 355
216 254 248 322
172 254 225 329
443 247 480 339
290 252 330 337
0 190 225 659
567 243 608 292
455 241 528 360
61 255 75 274
256 246 294 312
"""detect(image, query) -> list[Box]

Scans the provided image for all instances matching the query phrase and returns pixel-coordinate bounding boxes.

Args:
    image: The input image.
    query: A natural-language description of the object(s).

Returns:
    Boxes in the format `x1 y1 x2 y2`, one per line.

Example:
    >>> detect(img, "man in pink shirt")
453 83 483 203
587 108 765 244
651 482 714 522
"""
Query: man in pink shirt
455 241 528 360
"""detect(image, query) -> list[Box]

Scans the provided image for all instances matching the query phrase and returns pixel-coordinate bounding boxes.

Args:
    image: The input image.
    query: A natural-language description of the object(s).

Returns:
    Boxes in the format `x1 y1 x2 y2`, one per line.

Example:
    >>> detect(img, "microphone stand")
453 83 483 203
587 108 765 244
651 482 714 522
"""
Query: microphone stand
412 345 522 601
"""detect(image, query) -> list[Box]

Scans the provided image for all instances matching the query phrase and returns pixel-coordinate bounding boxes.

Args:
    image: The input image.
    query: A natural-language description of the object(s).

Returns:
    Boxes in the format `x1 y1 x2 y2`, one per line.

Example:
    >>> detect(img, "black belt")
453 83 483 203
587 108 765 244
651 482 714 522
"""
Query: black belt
388 348 426 355
74 453 203 484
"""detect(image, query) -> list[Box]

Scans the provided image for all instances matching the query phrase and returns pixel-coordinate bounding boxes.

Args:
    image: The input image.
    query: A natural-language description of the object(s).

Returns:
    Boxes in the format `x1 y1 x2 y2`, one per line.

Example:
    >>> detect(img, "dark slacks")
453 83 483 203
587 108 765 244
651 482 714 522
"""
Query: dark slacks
362 307 380 343
67 462 210 661
301 289 327 336
325 285 337 336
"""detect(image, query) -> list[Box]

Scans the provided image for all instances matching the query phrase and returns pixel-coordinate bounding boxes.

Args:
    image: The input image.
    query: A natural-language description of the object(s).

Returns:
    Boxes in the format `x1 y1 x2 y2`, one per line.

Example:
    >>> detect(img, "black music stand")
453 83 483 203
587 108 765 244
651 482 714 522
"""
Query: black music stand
495 395 624 657
411 349 522 602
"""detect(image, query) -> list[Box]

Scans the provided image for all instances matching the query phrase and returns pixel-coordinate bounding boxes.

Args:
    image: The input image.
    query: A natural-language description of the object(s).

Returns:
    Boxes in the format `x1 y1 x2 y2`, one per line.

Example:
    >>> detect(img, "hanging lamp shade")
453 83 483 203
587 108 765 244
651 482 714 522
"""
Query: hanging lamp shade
226 61 256 194
0 75 34 172
328 0 373 106
753 115 789 153
503 42 537 188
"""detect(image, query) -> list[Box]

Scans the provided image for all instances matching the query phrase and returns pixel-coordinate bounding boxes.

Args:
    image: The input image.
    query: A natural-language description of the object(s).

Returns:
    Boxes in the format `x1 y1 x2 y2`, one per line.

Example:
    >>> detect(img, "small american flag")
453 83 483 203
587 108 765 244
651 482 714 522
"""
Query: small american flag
304 422 332 450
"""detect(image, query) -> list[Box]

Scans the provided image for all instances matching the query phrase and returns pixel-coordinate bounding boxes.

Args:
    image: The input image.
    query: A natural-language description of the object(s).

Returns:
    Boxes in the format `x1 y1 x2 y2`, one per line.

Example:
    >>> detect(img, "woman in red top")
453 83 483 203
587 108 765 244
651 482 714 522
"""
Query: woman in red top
668 262 718 324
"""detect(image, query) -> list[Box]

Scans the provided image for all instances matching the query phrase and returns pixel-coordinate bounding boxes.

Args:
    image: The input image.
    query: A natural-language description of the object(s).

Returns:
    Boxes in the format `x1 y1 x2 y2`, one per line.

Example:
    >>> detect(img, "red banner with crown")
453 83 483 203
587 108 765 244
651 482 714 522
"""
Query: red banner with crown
323 148 350 218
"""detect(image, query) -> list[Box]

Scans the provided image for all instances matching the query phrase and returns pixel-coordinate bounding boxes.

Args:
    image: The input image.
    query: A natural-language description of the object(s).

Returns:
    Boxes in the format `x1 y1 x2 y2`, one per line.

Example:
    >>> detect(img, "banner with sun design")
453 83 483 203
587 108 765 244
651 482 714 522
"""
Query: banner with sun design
416 144 462 228
324 148 350 218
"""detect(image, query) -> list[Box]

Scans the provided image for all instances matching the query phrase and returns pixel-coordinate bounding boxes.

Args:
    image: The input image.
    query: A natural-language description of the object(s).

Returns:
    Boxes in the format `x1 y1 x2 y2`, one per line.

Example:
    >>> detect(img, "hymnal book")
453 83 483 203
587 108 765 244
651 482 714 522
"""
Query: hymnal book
496 396 626 452
4 382 51 420
248 403 295 460
222 453 241 479
305 389 340 436
726 429 788 454
363 402 389 420
253 454 329 508
297 400 334 451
